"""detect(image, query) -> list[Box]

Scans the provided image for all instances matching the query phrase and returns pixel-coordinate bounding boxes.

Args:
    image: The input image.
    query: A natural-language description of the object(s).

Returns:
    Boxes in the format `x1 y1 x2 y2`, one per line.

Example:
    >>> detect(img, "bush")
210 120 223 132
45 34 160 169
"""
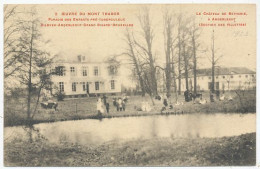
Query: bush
56 92 65 101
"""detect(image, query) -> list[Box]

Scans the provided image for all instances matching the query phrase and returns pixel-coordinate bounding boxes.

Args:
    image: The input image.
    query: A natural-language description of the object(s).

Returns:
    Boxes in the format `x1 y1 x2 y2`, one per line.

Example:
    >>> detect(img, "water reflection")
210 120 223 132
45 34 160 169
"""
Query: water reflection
4 125 47 143
4 113 256 146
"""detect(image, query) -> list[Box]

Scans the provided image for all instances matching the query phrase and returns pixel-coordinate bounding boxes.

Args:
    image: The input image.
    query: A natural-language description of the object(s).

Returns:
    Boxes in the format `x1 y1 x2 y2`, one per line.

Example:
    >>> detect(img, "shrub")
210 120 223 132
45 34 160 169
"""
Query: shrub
56 92 65 101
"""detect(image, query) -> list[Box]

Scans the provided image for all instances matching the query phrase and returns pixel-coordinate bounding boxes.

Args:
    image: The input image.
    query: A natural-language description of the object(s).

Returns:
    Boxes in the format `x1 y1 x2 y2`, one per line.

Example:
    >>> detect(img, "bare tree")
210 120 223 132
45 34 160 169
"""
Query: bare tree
163 9 175 98
209 29 222 93
177 14 182 95
171 47 178 100
4 5 23 78
123 28 146 96
134 7 158 96
15 7 54 123
181 25 191 92
189 17 201 95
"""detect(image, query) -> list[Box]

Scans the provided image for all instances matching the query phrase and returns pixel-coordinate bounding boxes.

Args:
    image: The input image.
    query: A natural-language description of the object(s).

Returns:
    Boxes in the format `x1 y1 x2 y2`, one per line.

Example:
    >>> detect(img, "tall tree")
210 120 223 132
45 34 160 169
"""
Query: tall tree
171 46 178 100
163 9 175 98
189 18 201 95
181 27 190 92
135 7 158 96
177 14 182 95
123 29 146 96
15 7 53 122
209 29 222 93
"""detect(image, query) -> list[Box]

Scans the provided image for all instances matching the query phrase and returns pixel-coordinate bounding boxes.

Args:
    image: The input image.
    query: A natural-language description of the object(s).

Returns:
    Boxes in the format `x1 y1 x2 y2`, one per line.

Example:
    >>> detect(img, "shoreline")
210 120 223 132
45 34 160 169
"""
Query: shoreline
5 93 256 127
4 110 256 127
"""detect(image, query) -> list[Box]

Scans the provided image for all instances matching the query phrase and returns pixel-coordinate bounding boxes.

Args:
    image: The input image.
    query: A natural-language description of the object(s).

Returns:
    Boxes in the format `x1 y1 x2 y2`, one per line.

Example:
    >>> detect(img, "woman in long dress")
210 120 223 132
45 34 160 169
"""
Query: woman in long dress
97 98 104 114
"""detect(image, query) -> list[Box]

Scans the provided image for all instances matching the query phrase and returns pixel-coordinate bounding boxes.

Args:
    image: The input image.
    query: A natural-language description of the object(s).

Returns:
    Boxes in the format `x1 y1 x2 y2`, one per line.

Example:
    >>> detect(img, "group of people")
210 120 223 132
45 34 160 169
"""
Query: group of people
97 95 128 114
113 97 127 111
184 89 233 104
96 91 233 115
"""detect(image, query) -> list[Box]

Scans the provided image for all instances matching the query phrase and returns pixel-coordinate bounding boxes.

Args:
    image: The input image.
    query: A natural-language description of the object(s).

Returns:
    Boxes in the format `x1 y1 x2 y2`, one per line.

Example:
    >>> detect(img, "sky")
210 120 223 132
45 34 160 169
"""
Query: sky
5 4 257 86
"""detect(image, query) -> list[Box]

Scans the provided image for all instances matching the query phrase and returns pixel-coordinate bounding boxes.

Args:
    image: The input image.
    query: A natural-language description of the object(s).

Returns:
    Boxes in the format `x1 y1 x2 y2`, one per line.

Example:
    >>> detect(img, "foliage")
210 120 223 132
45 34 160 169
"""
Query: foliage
4 6 54 123
55 91 66 101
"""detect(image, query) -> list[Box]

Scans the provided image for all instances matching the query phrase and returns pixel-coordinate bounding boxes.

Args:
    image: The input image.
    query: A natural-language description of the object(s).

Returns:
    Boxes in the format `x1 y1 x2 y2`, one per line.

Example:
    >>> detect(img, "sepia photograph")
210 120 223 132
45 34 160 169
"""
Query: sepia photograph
2 3 257 167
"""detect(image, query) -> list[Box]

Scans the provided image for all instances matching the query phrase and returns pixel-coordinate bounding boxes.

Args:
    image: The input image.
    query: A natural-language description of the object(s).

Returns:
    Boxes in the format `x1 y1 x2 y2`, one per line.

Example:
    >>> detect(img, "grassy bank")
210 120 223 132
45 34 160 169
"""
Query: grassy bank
4 91 256 127
4 133 256 166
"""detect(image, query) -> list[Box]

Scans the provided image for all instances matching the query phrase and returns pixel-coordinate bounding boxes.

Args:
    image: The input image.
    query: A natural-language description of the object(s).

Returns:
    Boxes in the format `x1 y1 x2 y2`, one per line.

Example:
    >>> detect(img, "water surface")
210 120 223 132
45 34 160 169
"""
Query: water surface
4 113 256 145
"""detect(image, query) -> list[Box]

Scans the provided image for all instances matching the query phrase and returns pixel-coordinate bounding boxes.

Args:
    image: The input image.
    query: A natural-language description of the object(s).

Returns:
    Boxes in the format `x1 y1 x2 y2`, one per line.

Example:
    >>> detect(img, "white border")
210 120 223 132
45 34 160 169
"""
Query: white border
0 0 259 169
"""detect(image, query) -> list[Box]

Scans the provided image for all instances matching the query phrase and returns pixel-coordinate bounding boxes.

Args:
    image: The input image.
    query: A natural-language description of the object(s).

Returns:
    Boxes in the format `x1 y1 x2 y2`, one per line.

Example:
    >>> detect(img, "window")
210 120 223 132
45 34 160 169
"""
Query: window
56 66 65 76
95 82 99 90
82 67 87 76
252 74 255 77
223 76 225 79
239 75 241 78
111 80 115 90
59 82 64 92
72 82 76 92
70 67 76 76
230 75 233 78
216 76 218 79
245 75 248 78
208 76 211 79
208 82 212 90
94 66 99 76
82 82 86 91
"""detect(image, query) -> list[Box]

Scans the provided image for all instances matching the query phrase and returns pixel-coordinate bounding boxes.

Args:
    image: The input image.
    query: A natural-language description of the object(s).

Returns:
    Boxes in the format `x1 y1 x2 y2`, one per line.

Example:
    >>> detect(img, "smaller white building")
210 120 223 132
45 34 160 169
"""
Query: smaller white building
51 55 122 97
180 67 256 92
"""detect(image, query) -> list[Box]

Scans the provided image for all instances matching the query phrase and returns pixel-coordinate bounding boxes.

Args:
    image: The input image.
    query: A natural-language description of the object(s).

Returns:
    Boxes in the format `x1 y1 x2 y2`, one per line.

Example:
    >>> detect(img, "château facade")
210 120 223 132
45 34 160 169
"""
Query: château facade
51 55 121 97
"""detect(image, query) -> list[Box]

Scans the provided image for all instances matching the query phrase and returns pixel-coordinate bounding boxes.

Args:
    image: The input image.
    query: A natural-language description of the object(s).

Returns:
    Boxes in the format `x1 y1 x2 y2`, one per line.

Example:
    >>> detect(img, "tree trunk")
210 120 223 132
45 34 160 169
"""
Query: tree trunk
192 35 197 94
178 30 182 95
171 48 178 101
27 23 33 122
165 32 171 98
148 51 158 96
183 38 189 91
126 30 146 96
211 30 215 93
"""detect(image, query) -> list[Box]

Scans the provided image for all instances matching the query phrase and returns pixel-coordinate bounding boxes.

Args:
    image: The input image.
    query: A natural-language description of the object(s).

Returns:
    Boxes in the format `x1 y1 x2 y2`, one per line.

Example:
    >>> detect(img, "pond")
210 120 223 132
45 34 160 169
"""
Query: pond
4 113 255 145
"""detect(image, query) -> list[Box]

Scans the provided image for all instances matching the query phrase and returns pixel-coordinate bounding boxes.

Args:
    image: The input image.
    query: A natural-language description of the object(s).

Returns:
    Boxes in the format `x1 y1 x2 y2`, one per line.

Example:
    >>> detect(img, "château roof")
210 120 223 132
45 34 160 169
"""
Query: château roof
196 67 255 76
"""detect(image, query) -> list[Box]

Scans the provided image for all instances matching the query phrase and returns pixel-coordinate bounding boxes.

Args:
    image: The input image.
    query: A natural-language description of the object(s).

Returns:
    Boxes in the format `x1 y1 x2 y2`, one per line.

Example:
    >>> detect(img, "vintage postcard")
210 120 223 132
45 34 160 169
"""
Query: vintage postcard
2 3 257 167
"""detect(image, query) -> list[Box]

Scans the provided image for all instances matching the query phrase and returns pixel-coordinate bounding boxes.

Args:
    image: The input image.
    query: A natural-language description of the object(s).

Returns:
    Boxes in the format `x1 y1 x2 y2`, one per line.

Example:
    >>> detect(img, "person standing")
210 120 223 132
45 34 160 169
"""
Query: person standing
106 102 110 113
102 94 109 113
97 98 104 115
184 90 189 102
103 94 107 106
118 98 123 111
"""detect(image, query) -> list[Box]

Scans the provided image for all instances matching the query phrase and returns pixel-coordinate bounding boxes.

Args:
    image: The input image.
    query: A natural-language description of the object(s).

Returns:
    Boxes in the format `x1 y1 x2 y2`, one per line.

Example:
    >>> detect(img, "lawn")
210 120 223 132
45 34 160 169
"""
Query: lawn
4 90 256 127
